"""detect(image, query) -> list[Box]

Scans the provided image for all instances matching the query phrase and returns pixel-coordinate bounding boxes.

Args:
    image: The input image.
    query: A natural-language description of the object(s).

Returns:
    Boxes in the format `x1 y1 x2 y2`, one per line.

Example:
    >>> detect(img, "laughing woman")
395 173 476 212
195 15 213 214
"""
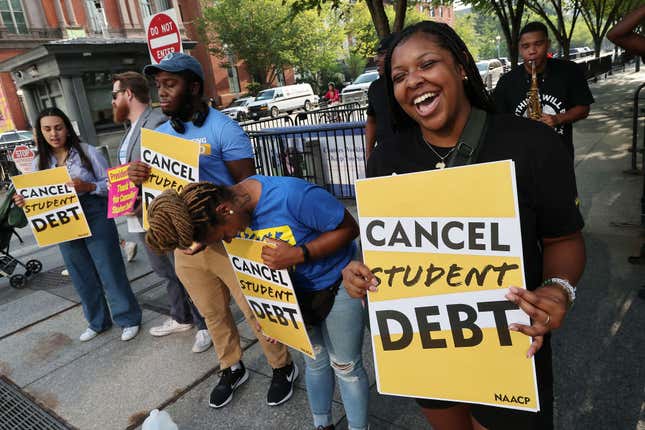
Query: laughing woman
145 177 369 430
341 21 585 430
13 107 141 342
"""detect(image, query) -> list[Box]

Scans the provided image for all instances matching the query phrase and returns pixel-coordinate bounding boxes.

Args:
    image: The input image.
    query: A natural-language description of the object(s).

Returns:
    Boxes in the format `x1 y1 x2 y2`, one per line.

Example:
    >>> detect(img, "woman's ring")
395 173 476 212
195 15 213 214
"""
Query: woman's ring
543 314 551 325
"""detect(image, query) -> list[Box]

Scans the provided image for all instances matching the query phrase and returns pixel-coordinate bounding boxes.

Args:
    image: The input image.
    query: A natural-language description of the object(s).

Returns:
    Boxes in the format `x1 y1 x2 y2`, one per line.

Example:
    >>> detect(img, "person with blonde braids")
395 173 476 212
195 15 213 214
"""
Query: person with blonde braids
146 177 369 430
129 53 294 409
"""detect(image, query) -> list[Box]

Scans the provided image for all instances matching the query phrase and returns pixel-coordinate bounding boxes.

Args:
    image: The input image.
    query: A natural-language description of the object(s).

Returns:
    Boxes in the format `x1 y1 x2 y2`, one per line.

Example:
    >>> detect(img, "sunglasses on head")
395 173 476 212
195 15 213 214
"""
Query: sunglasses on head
111 89 126 100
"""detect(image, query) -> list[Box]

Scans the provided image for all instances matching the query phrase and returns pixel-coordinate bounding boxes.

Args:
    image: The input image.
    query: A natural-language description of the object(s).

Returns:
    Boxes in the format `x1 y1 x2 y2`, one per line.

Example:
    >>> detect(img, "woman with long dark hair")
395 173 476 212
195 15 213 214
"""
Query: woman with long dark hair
342 21 585 430
14 107 141 342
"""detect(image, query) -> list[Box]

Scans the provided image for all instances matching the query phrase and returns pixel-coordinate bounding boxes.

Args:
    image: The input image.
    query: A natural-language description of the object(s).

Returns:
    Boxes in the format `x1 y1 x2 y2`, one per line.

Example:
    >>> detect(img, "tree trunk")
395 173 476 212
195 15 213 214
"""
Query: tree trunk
593 37 602 58
365 0 390 37
392 0 407 33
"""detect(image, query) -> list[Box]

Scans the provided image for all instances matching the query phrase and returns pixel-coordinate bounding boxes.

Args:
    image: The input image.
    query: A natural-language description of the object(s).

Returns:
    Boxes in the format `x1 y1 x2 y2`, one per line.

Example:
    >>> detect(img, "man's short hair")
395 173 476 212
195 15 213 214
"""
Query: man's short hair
520 21 549 40
112 71 150 104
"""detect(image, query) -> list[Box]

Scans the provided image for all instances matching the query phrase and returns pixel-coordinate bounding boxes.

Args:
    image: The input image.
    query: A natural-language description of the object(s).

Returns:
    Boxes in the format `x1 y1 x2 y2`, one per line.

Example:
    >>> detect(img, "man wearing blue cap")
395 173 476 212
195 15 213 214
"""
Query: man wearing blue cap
128 53 296 409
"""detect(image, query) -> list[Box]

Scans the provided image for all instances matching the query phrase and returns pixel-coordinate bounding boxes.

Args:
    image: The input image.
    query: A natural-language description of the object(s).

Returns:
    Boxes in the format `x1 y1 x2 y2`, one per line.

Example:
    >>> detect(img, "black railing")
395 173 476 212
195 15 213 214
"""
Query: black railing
252 122 367 199
240 115 294 136
575 54 614 80
295 106 367 126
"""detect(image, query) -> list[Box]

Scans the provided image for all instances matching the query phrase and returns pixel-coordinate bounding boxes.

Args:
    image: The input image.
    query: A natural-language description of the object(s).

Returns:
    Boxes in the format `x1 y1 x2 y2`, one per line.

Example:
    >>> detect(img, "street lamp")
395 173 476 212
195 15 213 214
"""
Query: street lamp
496 36 501 58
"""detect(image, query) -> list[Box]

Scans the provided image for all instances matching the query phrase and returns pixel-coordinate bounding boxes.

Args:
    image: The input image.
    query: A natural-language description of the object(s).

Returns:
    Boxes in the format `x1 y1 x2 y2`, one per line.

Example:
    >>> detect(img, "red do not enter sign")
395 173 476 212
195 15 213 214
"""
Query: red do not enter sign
146 12 181 64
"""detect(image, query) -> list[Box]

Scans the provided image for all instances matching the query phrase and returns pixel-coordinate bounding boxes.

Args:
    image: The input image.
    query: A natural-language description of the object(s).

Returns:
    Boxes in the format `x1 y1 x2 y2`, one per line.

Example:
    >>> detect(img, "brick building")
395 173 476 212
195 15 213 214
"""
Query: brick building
0 0 290 135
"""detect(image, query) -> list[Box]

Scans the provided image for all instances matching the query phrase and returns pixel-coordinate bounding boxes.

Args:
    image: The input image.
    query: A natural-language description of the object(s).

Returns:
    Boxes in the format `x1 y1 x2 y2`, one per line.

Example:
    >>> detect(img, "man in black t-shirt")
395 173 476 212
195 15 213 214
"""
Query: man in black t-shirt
494 21 594 158
365 34 396 159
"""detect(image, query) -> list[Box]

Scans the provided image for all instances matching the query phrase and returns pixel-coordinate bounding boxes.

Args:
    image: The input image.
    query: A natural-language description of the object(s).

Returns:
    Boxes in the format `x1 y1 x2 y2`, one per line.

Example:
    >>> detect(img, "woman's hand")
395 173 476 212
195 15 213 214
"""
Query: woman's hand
67 179 96 193
127 161 151 186
12 193 26 208
181 242 206 255
505 285 569 358
261 238 303 270
254 320 278 344
341 260 379 298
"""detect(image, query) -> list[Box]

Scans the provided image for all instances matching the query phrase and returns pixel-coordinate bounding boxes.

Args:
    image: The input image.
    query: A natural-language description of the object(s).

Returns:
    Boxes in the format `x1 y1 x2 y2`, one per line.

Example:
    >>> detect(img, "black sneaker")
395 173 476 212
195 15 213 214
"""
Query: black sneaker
267 362 298 406
209 362 249 408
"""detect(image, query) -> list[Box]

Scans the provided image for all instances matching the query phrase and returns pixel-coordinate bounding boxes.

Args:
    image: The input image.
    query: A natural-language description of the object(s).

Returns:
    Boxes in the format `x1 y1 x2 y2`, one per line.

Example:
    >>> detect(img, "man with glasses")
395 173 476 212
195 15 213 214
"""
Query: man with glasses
111 71 213 354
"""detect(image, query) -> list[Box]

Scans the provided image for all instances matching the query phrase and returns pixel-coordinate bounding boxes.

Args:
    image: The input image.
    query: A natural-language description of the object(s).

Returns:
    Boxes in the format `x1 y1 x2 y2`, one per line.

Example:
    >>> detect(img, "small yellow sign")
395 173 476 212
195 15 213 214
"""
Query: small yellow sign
356 160 539 412
140 129 200 229
224 238 315 358
12 167 91 247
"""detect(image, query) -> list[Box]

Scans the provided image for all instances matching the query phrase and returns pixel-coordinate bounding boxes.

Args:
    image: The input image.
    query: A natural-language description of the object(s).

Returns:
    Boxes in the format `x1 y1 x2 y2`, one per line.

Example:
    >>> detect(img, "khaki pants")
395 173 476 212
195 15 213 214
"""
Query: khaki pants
174 241 291 369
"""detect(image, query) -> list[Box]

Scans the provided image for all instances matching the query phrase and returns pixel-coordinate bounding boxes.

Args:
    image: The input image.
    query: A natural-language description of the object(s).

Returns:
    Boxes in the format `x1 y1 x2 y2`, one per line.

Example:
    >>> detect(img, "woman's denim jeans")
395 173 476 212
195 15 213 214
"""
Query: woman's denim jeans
58 194 141 331
303 285 369 430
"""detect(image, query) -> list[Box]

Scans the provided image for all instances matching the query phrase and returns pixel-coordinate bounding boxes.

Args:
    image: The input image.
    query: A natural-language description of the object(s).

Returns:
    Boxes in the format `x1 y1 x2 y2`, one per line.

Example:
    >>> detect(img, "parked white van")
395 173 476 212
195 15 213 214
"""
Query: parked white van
247 84 318 119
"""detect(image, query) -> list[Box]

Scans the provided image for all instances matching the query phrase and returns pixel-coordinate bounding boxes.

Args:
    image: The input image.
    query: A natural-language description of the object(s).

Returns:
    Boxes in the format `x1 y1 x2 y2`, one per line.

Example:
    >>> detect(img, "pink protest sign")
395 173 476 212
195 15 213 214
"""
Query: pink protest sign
107 164 138 218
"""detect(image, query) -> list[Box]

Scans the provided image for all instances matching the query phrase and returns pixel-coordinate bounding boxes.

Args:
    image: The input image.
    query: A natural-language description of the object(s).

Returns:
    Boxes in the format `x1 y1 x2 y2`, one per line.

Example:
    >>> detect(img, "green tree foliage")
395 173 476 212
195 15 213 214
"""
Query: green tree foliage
525 0 582 59
453 13 481 59
199 0 344 87
579 0 639 56
342 1 427 58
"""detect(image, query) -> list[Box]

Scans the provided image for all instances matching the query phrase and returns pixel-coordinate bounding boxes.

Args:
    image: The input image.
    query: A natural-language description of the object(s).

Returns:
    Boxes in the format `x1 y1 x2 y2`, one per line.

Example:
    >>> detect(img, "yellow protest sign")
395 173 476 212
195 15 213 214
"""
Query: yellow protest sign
224 238 315 358
12 167 91 247
141 128 200 229
356 160 538 412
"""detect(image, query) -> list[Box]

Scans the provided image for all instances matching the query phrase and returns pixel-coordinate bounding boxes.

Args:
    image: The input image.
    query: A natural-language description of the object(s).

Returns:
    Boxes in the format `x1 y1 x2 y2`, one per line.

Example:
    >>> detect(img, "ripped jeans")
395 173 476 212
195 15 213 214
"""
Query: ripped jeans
303 284 369 430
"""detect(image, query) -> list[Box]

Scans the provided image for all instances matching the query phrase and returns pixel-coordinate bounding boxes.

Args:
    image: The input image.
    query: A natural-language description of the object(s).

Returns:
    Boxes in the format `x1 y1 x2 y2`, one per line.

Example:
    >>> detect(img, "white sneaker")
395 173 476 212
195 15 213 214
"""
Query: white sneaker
124 241 138 262
61 269 69 276
149 318 193 337
121 325 140 341
79 327 99 342
192 329 212 353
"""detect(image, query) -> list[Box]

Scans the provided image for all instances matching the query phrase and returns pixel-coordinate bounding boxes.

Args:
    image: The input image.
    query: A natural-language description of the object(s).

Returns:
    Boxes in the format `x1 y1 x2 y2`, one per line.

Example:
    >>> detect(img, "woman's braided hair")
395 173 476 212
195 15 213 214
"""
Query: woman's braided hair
145 182 234 254
384 20 495 130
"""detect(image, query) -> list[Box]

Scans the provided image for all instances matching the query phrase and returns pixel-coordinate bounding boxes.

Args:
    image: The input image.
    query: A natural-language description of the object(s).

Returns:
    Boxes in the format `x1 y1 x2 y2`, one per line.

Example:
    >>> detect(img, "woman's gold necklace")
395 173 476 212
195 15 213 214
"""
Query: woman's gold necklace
422 137 456 169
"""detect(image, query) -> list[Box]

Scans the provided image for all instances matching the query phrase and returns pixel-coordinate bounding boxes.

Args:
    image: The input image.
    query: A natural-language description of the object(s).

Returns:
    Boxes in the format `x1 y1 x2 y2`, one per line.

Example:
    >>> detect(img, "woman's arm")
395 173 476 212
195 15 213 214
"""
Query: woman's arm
505 230 586 357
607 5 645 55
261 209 358 270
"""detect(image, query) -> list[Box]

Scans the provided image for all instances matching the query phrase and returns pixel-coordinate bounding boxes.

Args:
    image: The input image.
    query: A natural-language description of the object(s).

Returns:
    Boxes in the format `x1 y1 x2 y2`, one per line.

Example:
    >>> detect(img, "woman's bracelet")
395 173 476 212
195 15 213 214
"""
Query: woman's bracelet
540 277 576 308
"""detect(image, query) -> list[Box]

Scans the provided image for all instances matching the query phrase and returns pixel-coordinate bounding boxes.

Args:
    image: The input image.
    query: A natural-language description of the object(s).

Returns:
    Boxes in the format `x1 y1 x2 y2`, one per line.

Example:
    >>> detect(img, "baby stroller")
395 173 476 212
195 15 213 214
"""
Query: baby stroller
0 185 42 288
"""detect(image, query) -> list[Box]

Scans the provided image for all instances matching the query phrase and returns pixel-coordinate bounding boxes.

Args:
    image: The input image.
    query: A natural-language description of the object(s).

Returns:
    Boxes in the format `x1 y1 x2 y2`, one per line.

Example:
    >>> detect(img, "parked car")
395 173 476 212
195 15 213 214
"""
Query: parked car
569 47 593 60
220 96 255 122
247 84 318 119
0 130 34 150
476 59 504 90
341 71 379 104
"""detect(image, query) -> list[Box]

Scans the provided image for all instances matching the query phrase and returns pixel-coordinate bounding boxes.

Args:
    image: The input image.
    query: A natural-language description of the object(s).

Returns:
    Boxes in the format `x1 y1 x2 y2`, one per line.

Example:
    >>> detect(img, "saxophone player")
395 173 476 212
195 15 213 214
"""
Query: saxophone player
494 21 594 159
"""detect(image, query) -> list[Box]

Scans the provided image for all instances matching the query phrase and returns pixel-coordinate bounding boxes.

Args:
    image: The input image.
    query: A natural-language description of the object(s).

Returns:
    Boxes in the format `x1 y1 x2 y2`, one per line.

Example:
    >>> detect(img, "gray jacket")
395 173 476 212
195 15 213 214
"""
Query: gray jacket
120 106 167 163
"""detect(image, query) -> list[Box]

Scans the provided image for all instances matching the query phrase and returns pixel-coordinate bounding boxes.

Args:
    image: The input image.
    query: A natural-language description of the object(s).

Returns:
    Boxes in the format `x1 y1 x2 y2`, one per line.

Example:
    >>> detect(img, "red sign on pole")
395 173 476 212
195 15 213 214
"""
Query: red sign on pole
11 144 35 174
145 9 182 64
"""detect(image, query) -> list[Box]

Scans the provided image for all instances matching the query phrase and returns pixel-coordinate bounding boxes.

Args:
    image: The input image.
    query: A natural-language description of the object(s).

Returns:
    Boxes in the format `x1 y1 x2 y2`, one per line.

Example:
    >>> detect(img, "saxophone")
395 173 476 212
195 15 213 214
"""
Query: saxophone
526 60 542 120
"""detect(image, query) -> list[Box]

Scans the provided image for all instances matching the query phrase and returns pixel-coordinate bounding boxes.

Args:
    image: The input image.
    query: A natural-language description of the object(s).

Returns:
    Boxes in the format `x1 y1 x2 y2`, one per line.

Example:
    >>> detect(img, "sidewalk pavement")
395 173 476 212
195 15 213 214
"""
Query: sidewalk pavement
0 68 643 430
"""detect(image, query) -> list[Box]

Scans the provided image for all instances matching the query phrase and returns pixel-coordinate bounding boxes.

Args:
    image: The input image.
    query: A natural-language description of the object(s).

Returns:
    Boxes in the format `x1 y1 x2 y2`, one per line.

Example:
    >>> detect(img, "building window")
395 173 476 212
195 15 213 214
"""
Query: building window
0 0 27 34
34 79 62 111
86 0 107 34
141 0 171 19
439 7 443 17
276 69 286 86
429 7 435 17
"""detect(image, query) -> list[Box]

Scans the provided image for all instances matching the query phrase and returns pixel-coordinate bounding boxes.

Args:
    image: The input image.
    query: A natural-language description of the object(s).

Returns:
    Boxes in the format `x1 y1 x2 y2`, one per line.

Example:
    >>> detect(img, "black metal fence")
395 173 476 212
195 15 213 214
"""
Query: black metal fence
575 54 614 80
240 115 294 135
252 122 367 199
294 104 368 126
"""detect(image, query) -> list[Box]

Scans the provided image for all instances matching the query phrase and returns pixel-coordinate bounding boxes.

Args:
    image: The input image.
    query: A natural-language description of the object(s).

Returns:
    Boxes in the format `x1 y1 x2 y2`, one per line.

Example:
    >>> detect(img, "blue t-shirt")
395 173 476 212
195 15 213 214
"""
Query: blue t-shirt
155 107 254 186
239 175 356 292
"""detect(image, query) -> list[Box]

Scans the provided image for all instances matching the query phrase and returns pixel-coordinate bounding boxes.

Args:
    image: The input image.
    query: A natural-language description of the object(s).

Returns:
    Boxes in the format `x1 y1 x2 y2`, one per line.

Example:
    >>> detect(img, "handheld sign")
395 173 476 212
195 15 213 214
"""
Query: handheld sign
141 129 200 230
12 167 91 246
11 144 35 174
356 160 539 412
224 238 315 358
107 164 138 218
145 9 182 64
